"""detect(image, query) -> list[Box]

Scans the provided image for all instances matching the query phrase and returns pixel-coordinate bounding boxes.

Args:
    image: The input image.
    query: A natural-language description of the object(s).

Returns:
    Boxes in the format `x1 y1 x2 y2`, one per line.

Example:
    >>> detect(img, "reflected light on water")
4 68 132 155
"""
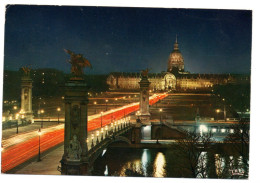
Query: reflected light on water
120 160 141 176
141 149 149 176
104 165 108 176
153 152 166 177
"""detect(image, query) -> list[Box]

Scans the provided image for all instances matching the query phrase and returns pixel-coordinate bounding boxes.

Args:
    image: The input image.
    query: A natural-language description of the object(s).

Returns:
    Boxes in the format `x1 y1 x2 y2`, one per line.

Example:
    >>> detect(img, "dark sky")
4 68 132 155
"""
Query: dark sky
4 5 252 74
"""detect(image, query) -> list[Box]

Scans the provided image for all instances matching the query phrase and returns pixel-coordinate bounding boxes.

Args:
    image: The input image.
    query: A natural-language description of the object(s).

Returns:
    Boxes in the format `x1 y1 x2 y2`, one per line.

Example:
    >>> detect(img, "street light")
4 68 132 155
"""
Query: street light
94 101 97 114
114 121 117 132
96 131 99 144
57 107 61 124
21 114 25 126
37 128 42 162
159 108 162 123
105 99 109 111
101 128 104 141
100 111 103 128
105 125 108 137
86 138 89 151
41 109 44 128
216 109 220 121
91 133 94 148
15 113 19 134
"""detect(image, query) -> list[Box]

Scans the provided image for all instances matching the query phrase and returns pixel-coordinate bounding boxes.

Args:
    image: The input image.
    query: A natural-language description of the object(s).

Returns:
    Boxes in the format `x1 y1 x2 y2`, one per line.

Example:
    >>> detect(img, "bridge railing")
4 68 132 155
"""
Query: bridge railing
87 117 132 153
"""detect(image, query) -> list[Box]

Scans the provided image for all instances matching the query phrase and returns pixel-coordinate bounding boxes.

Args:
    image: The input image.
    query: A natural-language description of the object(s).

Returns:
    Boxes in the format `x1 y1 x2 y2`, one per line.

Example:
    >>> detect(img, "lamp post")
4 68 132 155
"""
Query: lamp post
114 121 117 132
86 138 89 151
101 128 104 141
41 109 44 128
159 108 162 123
37 128 42 162
105 125 108 137
115 98 118 108
111 123 114 133
105 99 108 111
216 109 220 121
57 107 61 124
222 98 226 122
94 101 97 114
21 114 25 126
91 133 94 148
96 131 99 144
15 113 19 134
100 111 103 128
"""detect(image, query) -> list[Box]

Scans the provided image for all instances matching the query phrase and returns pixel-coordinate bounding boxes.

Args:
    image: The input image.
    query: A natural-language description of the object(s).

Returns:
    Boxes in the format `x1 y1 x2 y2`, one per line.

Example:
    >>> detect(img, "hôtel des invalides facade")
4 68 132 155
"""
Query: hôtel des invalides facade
106 38 249 92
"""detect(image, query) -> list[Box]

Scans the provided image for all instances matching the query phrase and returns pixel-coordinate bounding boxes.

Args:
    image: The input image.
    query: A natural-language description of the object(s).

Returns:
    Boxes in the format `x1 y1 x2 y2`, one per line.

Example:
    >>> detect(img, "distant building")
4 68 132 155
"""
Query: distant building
107 37 250 91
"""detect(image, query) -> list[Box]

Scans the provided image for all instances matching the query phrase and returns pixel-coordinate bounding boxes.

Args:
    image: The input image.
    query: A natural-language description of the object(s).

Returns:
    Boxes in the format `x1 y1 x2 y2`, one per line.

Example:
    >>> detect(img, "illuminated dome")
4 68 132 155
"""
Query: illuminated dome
167 36 184 72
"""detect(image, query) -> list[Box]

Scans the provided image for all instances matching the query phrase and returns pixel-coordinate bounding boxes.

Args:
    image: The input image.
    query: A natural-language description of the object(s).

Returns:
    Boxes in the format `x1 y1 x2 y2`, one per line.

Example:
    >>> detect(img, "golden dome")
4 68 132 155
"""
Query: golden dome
168 37 184 72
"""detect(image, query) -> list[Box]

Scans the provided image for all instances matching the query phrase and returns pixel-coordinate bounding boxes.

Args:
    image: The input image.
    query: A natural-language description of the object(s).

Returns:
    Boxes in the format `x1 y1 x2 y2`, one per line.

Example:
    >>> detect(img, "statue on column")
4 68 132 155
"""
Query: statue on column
64 49 92 77
67 135 82 161
21 66 31 77
140 68 149 80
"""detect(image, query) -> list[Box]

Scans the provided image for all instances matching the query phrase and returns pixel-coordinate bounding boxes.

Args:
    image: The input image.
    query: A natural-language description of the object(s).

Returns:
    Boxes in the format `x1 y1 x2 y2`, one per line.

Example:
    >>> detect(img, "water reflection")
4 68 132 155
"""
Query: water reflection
153 152 166 177
141 149 149 176
104 165 108 176
119 149 166 177
93 147 246 178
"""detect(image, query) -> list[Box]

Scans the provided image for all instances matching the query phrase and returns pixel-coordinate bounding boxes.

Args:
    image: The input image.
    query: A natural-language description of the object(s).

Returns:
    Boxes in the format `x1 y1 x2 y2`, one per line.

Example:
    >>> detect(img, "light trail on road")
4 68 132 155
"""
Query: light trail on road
1 93 168 173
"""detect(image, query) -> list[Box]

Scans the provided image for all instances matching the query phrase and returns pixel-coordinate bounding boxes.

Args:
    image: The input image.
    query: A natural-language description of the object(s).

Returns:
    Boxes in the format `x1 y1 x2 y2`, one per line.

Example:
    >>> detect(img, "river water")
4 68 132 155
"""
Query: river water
91 147 246 178
92 148 167 177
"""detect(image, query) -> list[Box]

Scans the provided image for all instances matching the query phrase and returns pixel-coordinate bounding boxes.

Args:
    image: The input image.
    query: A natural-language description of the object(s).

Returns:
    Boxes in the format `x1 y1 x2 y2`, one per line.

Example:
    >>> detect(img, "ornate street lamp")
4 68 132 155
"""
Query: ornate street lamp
57 107 61 124
105 99 108 111
15 113 19 134
101 128 104 141
41 109 44 128
111 123 114 133
37 128 42 162
216 109 220 121
114 121 117 132
94 101 97 114
159 108 162 123
85 138 88 152
21 114 25 126
105 125 108 137
96 131 99 144
91 133 94 148
100 111 103 128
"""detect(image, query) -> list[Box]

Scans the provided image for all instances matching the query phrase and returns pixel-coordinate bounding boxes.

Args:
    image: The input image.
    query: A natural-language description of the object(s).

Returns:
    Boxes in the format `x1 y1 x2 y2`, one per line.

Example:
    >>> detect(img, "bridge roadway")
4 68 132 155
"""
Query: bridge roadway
1 93 167 173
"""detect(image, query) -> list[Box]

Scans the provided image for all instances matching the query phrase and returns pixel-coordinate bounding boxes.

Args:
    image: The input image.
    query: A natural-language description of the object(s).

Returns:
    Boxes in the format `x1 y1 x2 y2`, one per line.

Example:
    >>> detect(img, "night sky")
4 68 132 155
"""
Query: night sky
4 5 252 74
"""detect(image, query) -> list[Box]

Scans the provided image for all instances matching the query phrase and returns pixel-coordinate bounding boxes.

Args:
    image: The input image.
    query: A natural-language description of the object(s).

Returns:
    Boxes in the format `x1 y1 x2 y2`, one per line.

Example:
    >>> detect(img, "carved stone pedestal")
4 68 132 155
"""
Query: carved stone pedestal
60 159 90 175
133 122 142 144
20 76 34 123
60 79 89 175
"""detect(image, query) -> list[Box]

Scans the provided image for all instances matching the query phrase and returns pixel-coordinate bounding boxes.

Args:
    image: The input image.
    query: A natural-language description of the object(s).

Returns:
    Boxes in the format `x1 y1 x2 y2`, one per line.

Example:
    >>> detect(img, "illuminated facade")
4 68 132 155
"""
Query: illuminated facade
106 39 250 91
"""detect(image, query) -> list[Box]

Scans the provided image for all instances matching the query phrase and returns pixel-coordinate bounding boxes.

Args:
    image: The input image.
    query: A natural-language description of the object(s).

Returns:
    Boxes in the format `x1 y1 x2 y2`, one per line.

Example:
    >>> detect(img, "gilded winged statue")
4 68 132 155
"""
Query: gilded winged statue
64 49 92 76
141 68 149 79
21 66 31 76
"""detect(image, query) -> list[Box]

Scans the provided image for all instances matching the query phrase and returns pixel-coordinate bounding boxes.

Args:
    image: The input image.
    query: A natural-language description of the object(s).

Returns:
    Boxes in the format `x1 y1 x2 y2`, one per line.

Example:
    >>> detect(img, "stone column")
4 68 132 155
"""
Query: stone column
60 79 90 175
139 76 151 125
20 76 34 123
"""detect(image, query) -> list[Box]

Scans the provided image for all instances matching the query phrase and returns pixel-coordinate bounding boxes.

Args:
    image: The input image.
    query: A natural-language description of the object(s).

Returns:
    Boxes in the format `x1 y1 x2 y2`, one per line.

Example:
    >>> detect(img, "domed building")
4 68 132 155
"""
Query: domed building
106 37 249 92
168 36 184 73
